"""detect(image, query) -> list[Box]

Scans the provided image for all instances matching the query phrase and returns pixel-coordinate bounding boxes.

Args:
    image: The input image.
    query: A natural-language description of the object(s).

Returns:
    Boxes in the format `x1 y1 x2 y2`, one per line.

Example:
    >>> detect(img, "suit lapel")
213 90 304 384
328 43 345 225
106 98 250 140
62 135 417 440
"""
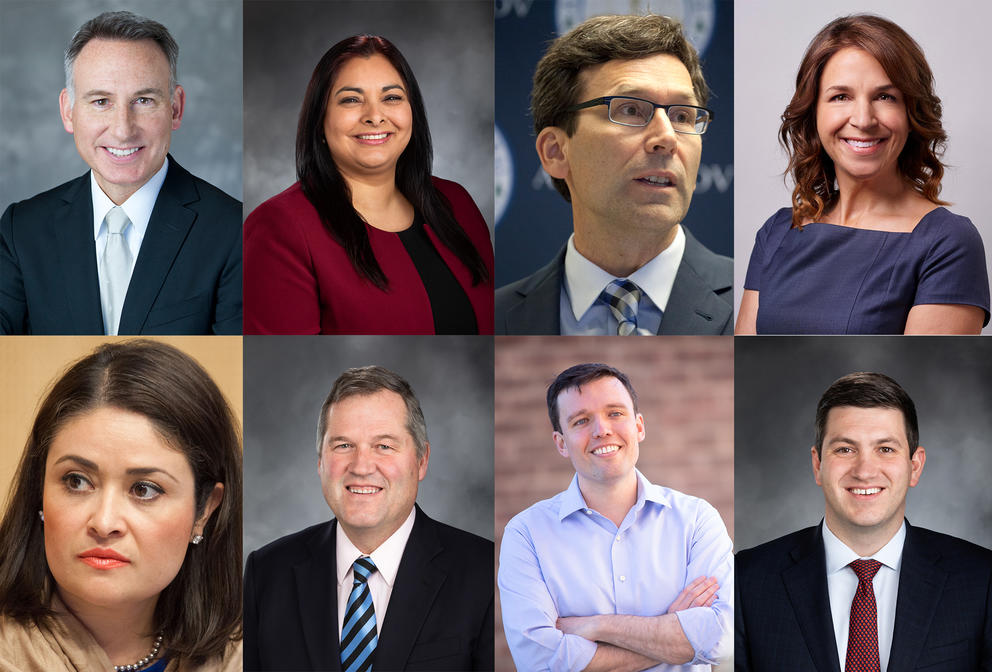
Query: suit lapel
781 524 842 672
294 520 342 671
375 505 446 670
119 158 198 334
889 521 946 671
660 231 731 334
52 175 104 333
504 248 564 334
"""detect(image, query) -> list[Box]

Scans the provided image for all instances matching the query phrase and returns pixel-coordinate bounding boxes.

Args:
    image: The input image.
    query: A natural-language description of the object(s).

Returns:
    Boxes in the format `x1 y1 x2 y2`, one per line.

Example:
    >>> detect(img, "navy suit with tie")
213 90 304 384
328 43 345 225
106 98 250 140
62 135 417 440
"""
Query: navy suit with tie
243 506 494 671
494 229 732 334
735 521 992 671
0 156 242 334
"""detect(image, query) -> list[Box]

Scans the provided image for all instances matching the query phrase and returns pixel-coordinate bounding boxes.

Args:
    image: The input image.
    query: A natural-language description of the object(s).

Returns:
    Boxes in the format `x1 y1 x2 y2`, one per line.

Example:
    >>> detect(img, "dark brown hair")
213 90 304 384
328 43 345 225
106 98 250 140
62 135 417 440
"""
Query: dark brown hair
814 372 919 457
546 363 639 433
296 34 489 289
0 340 242 664
780 14 948 228
531 14 709 201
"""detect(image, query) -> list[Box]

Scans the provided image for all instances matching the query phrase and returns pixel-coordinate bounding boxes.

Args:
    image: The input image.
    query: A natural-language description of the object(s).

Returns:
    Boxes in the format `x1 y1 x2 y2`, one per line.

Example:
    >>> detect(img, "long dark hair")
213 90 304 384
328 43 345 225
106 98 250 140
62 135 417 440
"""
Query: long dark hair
296 34 489 289
780 14 948 228
0 340 242 664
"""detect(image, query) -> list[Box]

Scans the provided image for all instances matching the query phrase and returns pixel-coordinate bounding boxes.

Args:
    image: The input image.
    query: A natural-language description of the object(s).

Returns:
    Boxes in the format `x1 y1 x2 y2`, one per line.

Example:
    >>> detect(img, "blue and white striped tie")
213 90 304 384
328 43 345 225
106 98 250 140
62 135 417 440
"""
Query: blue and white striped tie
602 279 643 335
340 557 378 672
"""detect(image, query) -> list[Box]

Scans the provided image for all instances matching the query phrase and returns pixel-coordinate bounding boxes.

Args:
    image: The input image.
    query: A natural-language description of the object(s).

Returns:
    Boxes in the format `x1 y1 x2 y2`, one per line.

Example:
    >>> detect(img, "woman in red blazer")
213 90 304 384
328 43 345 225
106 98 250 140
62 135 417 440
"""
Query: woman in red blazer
244 35 494 334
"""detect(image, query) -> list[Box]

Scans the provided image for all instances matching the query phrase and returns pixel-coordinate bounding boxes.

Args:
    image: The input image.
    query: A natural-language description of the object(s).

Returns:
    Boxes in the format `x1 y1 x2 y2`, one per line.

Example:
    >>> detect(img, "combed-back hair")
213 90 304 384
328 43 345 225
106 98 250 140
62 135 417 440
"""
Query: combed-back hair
546 363 639 433
531 14 709 201
316 365 429 459
814 371 920 456
65 10 179 100
780 14 948 228
295 34 489 289
0 340 242 665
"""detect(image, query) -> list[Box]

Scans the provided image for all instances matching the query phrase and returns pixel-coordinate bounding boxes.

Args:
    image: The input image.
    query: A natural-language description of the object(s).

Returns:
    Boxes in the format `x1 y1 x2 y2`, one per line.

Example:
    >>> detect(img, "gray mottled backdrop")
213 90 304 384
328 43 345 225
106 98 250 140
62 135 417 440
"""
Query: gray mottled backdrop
243 335 494 561
736 336 992 552
0 0 243 205
242 0 494 233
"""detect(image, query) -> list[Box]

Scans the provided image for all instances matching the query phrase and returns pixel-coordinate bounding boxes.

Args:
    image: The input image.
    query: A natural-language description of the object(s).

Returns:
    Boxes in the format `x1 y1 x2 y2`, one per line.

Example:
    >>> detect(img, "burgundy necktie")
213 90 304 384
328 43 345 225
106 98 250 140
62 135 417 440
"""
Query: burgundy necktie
846 558 882 672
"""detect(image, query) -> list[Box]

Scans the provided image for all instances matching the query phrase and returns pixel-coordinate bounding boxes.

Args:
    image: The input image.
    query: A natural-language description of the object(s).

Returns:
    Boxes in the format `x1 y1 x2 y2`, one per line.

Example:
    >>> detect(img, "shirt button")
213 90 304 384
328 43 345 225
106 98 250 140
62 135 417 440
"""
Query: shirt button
584 509 592 515
619 575 626 582
616 535 622 542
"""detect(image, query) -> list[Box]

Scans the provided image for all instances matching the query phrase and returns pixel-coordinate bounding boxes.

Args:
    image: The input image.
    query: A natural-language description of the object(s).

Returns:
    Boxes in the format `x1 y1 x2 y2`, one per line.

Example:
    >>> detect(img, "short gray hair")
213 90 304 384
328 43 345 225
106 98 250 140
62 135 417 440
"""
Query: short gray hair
316 366 429 459
64 11 179 101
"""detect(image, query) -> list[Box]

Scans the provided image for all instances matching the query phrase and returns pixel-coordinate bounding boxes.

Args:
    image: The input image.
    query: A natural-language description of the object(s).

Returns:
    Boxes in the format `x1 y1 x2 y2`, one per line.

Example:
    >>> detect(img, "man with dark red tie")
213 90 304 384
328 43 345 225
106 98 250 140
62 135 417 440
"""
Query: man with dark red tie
735 372 992 672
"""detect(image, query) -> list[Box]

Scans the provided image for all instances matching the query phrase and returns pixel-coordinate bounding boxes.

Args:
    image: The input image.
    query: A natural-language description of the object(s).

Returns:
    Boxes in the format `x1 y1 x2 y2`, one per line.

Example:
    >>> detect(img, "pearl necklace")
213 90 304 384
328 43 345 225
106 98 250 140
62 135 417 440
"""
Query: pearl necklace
113 633 163 672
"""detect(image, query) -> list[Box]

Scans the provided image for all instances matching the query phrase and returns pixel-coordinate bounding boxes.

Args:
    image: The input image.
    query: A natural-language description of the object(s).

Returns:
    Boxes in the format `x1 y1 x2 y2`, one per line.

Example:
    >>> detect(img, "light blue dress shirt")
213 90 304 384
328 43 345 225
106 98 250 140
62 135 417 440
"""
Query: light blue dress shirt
498 469 733 671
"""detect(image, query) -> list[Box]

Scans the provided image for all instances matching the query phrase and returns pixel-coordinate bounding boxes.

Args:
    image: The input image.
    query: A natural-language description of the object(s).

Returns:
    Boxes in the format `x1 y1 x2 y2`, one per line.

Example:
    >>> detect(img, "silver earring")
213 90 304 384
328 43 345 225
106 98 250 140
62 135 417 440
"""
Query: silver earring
191 534 204 545
38 510 44 523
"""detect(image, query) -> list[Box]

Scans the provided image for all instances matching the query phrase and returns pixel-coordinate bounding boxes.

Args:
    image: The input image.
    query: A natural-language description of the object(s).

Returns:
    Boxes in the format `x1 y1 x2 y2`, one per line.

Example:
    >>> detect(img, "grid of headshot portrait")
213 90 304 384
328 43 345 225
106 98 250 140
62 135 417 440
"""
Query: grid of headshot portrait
1 0 991 671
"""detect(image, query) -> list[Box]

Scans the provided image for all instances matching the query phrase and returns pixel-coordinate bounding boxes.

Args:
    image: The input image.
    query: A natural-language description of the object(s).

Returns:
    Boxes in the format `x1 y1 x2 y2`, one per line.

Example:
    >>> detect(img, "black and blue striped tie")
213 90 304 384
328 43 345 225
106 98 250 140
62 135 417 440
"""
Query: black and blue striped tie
341 557 378 672
602 279 643 335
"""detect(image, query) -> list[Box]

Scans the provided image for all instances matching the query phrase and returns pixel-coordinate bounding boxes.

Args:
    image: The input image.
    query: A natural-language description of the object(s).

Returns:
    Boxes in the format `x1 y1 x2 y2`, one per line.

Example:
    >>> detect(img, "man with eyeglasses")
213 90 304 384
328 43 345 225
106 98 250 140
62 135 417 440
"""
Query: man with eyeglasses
495 14 732 335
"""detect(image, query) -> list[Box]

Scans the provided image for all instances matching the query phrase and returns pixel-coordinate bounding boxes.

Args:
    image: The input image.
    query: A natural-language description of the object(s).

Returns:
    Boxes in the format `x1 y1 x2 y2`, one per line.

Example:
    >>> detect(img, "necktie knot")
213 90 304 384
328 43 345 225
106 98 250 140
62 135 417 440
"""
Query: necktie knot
352 556 377 585
850 558 882 583
601 279 642 335
105 206 130 235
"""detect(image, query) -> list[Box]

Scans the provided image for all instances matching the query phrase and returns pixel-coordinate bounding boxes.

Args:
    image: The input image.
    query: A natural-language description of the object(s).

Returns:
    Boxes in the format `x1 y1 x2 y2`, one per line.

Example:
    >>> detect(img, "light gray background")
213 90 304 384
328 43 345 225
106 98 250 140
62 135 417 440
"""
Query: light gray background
243 0 494 234
736 336 992 552
243 335 494 560
0 0 243 205
734 0 992 334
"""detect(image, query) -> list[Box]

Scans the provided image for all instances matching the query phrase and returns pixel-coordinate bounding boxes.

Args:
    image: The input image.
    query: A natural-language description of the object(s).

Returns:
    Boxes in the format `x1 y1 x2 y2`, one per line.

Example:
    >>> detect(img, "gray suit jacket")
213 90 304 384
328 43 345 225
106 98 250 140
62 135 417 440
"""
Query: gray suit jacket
494 229 732 334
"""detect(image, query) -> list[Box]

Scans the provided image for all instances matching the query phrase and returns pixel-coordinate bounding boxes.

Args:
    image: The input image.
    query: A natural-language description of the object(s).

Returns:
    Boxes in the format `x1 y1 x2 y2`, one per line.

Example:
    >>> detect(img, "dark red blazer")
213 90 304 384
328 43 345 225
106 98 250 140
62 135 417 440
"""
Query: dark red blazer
243 177 494 334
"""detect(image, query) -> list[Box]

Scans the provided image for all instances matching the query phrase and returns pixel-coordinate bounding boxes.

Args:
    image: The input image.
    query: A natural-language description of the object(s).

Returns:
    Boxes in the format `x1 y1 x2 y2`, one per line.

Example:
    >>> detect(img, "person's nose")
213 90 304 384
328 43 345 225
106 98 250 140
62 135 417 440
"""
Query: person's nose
349 445 377 475
362 100 385 126
88 490 126 539
591 414 613 439
109 103 137 141
644 107 678 155
850 450 880 480
849 97 878 130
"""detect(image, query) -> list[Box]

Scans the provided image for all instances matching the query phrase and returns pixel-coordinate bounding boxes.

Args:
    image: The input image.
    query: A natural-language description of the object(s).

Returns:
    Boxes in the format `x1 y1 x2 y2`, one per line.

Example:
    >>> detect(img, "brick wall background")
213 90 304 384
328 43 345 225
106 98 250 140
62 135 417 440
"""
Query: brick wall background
494 336 734 670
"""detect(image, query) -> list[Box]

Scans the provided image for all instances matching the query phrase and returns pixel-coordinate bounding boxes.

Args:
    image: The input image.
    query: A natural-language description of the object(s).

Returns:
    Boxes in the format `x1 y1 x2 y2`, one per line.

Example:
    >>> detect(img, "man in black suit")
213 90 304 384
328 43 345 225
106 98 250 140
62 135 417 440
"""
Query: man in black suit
244 366 494 671
0 11 241 335
495 14 731 335
736 372 992 671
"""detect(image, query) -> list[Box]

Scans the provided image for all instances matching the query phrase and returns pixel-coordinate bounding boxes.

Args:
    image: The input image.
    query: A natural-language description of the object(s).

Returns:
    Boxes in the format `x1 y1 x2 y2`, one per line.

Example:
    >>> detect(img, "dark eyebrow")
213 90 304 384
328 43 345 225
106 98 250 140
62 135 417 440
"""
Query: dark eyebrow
827 435 902 446
334 84 405 96
328 433 403 444
53 454 179 484
823 84 898 95
564 403 627 424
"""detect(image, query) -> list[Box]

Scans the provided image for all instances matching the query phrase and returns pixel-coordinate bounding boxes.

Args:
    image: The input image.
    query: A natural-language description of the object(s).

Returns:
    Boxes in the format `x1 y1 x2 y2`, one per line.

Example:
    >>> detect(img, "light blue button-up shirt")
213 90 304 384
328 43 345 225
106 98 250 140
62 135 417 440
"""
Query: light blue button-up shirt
498 469 732 671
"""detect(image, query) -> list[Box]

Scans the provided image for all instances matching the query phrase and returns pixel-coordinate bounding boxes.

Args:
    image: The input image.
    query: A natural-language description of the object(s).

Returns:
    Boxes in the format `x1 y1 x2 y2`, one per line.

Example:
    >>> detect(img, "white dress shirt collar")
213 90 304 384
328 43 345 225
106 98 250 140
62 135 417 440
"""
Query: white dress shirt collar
91 156 169 255
823 518 905 574
562 224 686 321
335 506 417 592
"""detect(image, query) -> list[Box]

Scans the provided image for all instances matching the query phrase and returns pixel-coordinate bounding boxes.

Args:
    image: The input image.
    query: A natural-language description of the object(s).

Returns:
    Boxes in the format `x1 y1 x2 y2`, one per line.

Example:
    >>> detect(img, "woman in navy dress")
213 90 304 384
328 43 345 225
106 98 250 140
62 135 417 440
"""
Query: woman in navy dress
737 15 990 334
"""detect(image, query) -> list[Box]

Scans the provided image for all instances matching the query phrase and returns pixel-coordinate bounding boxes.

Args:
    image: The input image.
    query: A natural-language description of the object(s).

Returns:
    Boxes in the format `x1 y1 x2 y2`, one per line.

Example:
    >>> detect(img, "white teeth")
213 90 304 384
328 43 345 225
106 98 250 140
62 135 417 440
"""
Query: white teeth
592 445 619 456
347 486 380 494
850 487 881 495
643 175 673 185
358 133 388 140
845 139 881 148
106 147 139 157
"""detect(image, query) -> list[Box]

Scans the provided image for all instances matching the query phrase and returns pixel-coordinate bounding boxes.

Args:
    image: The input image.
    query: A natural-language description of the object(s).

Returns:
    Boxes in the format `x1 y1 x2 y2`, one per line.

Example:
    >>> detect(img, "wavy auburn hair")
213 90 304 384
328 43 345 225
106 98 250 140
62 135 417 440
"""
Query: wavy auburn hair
0 340 242 665
296 34 489 289
780 14 948 228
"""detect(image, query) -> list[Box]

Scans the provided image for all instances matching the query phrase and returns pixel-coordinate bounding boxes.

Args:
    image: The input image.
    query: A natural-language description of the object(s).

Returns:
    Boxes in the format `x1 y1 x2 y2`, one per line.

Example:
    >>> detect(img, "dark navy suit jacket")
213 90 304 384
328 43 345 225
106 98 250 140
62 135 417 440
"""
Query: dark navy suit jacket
0 156 242 334
735 521 992 671
243 506 494 671
494 229 732 334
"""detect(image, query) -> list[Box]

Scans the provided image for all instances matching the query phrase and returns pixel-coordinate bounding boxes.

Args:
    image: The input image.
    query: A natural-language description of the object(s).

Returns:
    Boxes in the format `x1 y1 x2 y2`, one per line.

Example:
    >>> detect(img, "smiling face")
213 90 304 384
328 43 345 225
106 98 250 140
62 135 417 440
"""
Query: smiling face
816 46 909 186
551 53 702 244
812 406 925 548
59 38 183 205
552 376 644 490
318 390 428 553
42 407 217 612
323 53 413 182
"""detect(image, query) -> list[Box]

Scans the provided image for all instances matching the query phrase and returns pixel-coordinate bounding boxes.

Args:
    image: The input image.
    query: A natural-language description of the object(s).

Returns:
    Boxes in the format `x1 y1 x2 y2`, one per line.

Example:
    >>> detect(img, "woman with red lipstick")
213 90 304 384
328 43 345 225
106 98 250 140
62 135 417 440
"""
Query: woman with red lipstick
243 34 494 335
736 14 990 334
0 341 242 671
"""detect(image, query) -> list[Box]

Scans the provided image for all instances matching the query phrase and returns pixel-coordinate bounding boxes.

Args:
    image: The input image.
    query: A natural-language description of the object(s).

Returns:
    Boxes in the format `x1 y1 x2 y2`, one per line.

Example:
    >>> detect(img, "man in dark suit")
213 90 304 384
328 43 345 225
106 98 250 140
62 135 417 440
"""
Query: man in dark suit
495 14 731 335
244 366 494 672
736 372 992 672
0 11 241 335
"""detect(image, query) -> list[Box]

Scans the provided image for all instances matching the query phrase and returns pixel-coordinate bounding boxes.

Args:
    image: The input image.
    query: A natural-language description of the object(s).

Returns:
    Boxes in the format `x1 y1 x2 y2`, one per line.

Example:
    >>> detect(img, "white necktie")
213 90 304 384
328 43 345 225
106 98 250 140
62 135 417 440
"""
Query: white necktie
99 206 133 335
